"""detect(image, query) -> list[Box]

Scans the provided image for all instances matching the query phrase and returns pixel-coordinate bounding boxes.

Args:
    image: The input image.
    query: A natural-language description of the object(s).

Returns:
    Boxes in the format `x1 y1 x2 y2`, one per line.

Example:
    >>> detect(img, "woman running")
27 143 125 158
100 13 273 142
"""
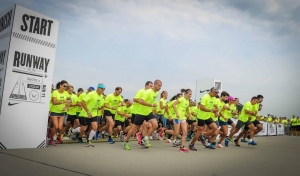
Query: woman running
49 80 71 146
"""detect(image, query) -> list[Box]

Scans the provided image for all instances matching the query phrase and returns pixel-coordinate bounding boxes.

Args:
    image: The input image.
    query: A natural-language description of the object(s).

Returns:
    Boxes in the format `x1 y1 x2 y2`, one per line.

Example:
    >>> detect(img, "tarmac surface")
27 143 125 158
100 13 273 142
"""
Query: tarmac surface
0 136 299 176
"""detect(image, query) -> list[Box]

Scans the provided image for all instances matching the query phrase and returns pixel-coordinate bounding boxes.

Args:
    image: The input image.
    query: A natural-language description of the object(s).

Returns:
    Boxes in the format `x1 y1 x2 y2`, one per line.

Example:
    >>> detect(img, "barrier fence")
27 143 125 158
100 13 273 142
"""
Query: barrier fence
227 119 286 136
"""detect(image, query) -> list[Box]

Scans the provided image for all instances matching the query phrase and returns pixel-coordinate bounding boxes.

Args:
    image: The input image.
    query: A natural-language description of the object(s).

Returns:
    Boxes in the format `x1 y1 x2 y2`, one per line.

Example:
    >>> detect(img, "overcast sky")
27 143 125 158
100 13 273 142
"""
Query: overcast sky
2 0 300 118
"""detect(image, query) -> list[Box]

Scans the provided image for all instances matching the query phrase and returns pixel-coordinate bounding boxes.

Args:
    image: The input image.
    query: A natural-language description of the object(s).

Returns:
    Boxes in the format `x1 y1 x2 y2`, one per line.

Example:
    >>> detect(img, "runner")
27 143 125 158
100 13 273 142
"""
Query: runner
226 96 258 146
189 87 219 151
49 80 71 146
64 85 78 138
164 93 183 145
69 83 105 147
241 95 264 142
172 89 192 153
123 80 162 150
156 91 168 140
114 99 133 141
101 87 124 144
122 81 153 145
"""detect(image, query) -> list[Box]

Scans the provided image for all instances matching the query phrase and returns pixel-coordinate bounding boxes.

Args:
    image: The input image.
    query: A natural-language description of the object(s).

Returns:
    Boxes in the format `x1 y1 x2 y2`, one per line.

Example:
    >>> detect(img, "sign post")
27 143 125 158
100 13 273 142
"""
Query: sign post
0 4 59 149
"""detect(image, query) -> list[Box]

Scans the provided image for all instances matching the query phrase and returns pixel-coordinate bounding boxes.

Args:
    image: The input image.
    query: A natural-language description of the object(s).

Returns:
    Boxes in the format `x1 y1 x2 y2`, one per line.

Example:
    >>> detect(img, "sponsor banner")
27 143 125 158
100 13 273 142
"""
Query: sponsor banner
258 121 268 136
267 123 277 136
276 124 284 135
0 5 59 149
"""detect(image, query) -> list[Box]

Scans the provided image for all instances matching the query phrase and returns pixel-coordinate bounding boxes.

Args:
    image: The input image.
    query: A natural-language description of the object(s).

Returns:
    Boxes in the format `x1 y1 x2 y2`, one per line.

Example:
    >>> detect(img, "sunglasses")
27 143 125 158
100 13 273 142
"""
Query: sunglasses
100 88 105 90
63 85 68 88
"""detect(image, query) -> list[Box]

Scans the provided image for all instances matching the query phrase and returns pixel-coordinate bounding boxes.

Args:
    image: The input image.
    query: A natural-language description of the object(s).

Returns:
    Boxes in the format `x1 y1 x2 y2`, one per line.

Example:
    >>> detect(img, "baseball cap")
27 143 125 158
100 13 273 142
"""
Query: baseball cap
210 87 219 94
97 83 106 89
88 86 95 91
228 96 235 101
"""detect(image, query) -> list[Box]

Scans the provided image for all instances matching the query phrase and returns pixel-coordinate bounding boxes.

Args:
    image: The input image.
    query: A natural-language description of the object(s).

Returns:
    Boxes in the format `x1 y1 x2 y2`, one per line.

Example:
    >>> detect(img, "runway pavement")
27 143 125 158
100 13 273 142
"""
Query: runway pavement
0 136 299 176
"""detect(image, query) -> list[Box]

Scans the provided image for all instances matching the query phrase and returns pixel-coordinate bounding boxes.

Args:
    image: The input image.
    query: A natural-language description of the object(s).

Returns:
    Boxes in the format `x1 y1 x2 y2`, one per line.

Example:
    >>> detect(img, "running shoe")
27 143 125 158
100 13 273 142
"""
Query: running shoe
137 133 142 143
78 137 83 144
198 134 206 146
216 143 224 148
225 138 229 147
208 143 216 149
234 139 240 147
166 139 172 143
120 132 125 142
172 141 180 147
149 136 153 140
241 139 248 143
124 142 131 150
56 136 63 144
188 144 197 151
179 147 189 153
142 138 151 147
108 138 115 144
85 141 94 147
159 128 165 139
49 140 56 146
68 127 73 139
248 141 257 145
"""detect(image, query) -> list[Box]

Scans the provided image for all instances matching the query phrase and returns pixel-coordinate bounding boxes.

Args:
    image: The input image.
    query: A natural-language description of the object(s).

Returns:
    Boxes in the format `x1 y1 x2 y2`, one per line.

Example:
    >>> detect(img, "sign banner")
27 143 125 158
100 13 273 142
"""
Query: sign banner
0 5 59 149
276 124 284 135
258 121 268 136
267 123 276 136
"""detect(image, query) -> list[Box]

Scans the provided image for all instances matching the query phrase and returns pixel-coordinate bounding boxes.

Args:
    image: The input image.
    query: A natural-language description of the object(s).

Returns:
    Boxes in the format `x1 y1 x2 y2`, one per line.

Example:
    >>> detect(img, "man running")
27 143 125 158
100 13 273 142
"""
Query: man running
189 87 219 151
123 80 162 150
70 83 105 147
226 96 258 146
101 87 124 144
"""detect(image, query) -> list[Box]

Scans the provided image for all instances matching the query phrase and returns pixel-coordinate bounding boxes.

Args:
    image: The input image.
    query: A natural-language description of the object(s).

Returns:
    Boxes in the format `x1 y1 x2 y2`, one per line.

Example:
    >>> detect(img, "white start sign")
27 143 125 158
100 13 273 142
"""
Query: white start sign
0 4 59 149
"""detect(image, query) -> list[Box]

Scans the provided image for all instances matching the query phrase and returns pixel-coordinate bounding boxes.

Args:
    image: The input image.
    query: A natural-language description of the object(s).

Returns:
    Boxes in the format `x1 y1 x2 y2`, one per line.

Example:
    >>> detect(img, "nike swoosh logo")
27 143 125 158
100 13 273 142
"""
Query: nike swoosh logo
8 102 20 106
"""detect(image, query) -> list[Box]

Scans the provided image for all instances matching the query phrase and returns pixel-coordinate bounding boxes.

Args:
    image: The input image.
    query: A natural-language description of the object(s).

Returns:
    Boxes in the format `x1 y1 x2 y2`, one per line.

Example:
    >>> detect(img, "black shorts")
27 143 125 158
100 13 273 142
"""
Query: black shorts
134 113 156 126
124 119 129 127
253 119 261 127
131 114 136 124
187 120 197 125
197 118 214 127
297 126 300 131
67 114 77 125
115 120 125 128
228 119 233 125
104 110 115 120
79 116 97 126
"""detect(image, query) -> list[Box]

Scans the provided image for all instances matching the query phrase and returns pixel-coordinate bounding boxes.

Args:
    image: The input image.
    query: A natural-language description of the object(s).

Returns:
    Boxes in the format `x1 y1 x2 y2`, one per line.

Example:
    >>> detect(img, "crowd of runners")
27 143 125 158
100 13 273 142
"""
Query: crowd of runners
48 79 300 152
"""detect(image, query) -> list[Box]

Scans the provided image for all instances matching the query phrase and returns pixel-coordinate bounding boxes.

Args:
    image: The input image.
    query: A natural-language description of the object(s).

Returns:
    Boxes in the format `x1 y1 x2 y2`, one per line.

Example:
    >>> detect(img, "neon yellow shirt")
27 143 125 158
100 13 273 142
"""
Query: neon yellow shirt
167 100 176 119
267 117 273 122
190 106 198 121
115 105 132 122
156 98 167 115
97 101 104 116
229 104 237 119
77 93 86 113
213 99 225 121
250 103 259 121
291 118 298 126
50 90 68 113
296 119 300 125
104 93 124 114
176 97 189 120
219 104 231 122
197 94 217 120
67 94 78 115
131 89 145 114
136 89 158 116
79 91 104 118
238 101 252 122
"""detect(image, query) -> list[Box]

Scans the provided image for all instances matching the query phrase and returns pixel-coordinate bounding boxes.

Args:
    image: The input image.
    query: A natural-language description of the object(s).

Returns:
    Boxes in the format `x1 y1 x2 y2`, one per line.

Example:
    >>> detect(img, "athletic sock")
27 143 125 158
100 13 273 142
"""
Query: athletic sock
72 127 81 133
89 130 96 141
249 139 253 142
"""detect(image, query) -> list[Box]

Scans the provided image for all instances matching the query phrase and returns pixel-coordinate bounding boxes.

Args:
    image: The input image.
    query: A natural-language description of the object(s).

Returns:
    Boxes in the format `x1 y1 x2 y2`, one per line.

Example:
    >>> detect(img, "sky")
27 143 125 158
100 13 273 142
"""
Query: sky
1 0 300 118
